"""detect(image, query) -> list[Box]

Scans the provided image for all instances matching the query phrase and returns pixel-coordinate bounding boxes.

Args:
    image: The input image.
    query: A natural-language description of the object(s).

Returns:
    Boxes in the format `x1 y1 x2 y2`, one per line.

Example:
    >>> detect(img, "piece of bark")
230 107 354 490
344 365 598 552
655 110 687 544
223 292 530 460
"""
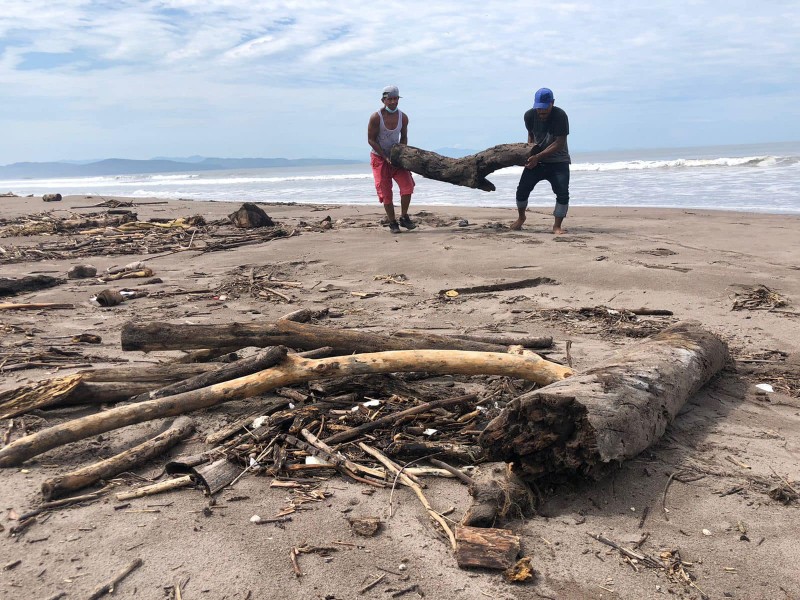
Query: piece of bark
41 416 195 500
0 275 63 297
348 516 382 537
67 265 98 279
0 374 84 419
454 525 521 570
439 277 557 297
480 321 729 479
322 394 475 445
192 458 242 495
121 318 513 354
0 348 571 467
461 462 534 527
390 143 539 192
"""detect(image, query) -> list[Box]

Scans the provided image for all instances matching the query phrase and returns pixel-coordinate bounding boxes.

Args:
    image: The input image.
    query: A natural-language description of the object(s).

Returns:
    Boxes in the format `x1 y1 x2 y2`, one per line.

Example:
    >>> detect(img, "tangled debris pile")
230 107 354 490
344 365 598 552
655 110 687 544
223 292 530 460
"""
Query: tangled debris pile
732 284 789 311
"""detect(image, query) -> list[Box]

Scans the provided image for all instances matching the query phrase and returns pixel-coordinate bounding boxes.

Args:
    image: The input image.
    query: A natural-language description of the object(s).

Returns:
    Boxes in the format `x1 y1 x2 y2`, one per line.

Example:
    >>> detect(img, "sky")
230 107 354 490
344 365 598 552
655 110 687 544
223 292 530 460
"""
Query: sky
1 1 799 164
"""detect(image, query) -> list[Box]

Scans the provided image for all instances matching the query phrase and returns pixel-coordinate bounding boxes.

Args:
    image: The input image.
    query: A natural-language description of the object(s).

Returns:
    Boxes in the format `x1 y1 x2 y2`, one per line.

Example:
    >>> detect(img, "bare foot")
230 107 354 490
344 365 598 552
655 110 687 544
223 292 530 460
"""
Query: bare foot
552 226 568 235
510 218 525 231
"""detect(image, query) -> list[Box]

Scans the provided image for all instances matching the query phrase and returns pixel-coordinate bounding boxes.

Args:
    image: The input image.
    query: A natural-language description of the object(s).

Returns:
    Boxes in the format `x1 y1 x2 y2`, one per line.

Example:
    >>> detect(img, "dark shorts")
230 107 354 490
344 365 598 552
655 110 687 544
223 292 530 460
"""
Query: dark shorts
516 162 570 218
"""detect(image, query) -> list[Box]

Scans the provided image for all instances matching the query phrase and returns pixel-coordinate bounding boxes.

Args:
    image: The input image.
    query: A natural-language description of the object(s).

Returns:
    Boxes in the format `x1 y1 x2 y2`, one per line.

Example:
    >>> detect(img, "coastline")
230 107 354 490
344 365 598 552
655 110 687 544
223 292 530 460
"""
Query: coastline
1 194 799 599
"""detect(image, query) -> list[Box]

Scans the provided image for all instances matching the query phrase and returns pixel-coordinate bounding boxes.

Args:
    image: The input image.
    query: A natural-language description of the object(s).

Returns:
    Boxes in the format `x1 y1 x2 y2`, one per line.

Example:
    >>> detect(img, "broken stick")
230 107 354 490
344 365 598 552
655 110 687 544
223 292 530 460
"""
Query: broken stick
86 558 143 600
359 442 456 550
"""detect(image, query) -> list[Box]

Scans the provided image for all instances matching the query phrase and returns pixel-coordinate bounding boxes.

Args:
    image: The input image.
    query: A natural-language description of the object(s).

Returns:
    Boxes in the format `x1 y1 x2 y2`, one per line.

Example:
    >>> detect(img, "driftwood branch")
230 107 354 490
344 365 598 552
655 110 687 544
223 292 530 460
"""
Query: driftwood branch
359 442 457 550
41 416 195 500
389 143 538 192
0 348 571 467
480 321 729 479
121 318 515 354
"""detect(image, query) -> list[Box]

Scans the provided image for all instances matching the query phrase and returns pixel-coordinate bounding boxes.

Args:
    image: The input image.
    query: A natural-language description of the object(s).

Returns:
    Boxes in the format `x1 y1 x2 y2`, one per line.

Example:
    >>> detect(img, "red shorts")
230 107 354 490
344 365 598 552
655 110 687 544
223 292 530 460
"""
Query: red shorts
370 153 415 205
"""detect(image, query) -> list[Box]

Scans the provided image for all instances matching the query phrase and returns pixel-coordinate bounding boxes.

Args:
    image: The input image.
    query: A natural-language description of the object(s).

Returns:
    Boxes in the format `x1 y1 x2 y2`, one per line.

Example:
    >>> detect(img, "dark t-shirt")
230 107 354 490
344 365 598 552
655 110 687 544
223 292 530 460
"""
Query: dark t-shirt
523 106 570 164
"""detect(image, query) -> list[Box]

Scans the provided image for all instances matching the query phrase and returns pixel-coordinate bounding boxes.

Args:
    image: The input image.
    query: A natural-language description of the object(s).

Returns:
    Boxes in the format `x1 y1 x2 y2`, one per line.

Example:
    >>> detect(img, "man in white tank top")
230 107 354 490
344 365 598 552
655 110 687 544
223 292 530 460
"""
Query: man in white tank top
368 85 416 234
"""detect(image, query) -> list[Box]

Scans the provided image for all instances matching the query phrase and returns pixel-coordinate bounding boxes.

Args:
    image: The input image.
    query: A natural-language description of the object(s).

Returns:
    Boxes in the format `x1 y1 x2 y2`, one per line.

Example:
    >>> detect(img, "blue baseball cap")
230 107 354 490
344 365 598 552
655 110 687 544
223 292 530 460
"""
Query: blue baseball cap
533 87 554 109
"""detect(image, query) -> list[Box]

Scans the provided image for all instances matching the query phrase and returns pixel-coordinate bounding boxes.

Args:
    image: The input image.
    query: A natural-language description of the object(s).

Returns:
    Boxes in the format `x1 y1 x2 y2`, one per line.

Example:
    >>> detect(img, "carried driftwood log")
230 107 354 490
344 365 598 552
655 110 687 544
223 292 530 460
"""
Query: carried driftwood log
480 321 729 479
390 143 538 192
0 348 572 467
454 525 521 570
41 416 195 500
121 319 525 354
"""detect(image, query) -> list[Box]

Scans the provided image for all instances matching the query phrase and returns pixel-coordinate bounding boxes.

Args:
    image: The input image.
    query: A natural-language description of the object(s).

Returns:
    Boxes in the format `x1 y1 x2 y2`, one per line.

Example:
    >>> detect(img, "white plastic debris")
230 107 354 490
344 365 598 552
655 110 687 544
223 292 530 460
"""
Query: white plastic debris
362 399 381 408
755 383 774 393
398 563 407 571
702 529 712 536
306 456 333 466
423 428 438 436
250 515 262 524
249 457 259 468
288 403 295 409
251 416 269 429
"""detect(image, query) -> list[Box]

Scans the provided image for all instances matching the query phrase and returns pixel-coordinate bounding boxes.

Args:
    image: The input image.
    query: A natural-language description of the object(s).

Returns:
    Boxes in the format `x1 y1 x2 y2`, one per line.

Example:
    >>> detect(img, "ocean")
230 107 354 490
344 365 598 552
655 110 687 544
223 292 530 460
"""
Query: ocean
3 142 799 214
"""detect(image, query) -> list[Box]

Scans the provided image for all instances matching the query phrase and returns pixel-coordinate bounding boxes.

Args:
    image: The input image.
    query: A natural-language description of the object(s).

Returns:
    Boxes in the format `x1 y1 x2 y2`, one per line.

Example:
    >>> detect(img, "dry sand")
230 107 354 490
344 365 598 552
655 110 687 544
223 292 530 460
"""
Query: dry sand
1 195 799 600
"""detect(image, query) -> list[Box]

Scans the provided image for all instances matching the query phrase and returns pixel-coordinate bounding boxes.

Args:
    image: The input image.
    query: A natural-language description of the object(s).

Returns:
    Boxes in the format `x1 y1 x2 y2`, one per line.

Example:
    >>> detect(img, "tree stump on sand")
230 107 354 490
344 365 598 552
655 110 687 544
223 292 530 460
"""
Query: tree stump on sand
480 321 729 479
228 203 274 228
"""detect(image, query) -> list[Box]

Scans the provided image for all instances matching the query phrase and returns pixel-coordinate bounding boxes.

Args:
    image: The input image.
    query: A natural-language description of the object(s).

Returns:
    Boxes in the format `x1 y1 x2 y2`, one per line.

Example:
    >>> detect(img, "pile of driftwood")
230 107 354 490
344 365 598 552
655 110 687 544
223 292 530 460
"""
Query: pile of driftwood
0 311 733 584
0 204 299 265
732 284 789 311
538 305 676 338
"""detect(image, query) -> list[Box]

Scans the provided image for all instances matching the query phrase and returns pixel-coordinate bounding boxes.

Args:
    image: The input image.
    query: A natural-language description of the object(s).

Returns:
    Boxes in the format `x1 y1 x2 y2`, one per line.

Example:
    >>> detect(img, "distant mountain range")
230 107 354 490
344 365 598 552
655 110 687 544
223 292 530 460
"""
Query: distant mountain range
0 148 478 179
0 156 364 179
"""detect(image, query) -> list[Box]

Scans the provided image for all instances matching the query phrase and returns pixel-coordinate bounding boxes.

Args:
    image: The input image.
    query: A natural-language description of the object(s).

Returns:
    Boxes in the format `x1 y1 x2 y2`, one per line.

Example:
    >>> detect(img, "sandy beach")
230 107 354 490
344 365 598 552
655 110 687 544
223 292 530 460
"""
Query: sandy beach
1 195 799 600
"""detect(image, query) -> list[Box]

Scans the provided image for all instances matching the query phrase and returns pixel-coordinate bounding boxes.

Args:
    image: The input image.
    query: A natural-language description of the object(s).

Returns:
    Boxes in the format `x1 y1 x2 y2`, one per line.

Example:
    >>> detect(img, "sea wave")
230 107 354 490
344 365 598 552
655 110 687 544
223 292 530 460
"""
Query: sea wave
571 155 797 172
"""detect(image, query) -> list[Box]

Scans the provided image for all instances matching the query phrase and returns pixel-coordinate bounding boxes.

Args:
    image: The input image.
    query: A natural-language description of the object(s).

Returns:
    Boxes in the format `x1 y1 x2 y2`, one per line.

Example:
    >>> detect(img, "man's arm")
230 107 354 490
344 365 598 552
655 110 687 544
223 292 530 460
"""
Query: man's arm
525 136 566 168
367 113 387 158
399 113 409 145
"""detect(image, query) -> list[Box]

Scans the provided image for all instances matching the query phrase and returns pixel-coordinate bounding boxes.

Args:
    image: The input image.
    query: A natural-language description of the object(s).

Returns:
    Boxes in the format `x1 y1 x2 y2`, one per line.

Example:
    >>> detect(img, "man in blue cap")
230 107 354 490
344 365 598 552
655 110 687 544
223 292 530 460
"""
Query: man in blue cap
511 87 571 234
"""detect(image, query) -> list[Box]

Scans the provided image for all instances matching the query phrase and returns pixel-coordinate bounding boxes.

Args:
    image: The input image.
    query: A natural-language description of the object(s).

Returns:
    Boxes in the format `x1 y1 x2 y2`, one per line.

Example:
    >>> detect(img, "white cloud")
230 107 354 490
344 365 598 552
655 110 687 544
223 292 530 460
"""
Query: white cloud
0 0 798 162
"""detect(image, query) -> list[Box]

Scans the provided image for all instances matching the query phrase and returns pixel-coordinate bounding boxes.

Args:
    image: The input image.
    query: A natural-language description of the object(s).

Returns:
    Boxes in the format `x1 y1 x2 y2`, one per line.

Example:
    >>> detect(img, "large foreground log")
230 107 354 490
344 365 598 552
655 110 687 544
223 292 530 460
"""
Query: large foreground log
122 319 513 354
480 321 729 479
389 143 538 192
0 348 572 467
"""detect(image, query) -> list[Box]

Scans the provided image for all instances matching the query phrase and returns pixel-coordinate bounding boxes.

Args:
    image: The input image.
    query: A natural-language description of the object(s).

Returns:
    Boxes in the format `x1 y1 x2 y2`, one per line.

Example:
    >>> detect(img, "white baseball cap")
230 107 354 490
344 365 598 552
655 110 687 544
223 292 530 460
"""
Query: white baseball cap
382 85 401 98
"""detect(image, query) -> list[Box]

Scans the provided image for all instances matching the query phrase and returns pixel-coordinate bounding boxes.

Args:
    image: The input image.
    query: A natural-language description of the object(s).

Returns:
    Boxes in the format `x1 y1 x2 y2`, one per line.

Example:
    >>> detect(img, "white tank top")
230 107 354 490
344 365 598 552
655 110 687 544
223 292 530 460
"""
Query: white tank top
372 110 404 156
